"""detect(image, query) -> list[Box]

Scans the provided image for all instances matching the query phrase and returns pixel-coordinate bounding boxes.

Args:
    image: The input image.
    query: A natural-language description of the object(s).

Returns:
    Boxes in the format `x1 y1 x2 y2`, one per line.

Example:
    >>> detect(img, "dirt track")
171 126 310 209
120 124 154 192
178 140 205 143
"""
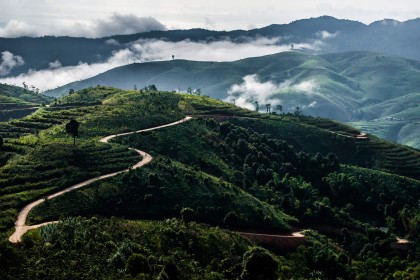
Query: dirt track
8 116 192 243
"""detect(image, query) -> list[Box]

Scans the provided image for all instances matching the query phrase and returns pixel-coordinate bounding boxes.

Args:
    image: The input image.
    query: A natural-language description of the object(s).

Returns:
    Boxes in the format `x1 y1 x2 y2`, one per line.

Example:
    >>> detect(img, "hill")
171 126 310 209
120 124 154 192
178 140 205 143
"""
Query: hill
45 51 420 148
1 87 419 279
0 83 53 121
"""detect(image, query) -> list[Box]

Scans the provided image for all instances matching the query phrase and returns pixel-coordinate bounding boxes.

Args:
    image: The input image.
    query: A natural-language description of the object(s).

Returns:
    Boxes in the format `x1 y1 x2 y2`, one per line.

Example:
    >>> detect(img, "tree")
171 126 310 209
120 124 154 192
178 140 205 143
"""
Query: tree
68 88 75 95
187 87 193 94
180 207 194 223
254 101 259 112
0 136 3 150
224 211 239 228
240 248 278 280
66 119 79 146
276 105 283 114
145 84 157 91
294 106 302 116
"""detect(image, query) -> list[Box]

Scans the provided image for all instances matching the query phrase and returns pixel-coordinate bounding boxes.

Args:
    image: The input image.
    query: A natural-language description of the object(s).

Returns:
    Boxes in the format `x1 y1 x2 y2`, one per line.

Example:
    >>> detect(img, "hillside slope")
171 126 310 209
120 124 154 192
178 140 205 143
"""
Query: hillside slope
0 84 53 121
45 51 420 148
1 87 419 279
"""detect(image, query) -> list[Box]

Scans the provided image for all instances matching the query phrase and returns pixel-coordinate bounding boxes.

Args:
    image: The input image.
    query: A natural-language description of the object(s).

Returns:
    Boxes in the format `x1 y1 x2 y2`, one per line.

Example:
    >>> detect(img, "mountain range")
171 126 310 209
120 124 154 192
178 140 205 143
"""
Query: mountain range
2 16 420 77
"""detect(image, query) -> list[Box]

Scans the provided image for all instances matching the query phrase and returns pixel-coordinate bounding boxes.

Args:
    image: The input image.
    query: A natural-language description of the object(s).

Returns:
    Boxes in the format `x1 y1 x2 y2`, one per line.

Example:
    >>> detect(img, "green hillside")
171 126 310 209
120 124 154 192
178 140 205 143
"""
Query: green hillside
1 87 419 279
45 51 420 149
0 84 53 122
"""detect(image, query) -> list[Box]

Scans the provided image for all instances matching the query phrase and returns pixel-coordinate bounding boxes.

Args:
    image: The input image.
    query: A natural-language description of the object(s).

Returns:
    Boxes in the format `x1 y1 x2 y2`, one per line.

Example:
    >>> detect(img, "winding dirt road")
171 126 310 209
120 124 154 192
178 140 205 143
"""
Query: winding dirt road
8 116 192 243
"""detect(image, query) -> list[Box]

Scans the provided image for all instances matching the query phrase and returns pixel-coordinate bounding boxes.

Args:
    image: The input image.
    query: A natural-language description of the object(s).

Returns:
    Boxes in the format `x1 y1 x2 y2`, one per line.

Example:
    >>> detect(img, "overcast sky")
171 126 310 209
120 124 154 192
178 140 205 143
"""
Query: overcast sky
0 0 419 37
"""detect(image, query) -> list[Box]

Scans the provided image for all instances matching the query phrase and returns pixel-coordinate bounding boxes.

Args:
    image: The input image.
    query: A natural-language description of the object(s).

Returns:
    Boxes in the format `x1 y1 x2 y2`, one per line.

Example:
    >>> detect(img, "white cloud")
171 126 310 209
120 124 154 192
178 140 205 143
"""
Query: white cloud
224 74 319 111
0 49 140 91
0 37 320 91
308 101 317 108
0 51 24 75
130 37 314 62
105 38 120 46
48 60 62 69
292 80 317 93
0 19 38 37
317 30 339 39
0 14 166 38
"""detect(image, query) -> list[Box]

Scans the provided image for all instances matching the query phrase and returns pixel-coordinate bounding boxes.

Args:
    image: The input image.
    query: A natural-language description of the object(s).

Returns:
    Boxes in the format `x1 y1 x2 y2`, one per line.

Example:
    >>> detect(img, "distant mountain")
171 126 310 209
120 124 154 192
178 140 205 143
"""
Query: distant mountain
44 51 420 149
2 16 420 77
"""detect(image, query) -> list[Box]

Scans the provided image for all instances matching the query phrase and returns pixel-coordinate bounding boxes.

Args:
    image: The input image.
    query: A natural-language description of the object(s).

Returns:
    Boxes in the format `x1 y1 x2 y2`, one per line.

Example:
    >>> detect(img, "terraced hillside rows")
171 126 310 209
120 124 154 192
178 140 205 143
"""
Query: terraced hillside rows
14 88 420 279
0 87 187 232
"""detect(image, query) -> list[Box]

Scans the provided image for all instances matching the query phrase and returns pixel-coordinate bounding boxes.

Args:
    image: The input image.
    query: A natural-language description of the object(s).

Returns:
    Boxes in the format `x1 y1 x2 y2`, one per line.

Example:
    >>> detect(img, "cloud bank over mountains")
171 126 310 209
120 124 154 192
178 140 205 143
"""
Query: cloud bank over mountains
0 14 166 38
0 36 320 91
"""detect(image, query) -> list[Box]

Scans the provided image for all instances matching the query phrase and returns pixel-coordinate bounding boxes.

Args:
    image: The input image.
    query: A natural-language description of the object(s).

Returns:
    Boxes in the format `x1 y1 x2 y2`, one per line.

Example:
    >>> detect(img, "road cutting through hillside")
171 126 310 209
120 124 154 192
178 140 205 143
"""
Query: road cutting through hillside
10 113 410 249
9 116 192 243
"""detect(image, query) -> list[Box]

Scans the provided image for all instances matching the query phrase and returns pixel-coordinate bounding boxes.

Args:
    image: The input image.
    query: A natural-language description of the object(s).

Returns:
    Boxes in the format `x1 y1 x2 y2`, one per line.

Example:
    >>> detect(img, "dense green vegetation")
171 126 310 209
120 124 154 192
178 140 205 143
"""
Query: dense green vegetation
228 116 420 180
0 87 419 279
0 83 53 122
0 83 52 107
0 217 261 279
29 157 295 231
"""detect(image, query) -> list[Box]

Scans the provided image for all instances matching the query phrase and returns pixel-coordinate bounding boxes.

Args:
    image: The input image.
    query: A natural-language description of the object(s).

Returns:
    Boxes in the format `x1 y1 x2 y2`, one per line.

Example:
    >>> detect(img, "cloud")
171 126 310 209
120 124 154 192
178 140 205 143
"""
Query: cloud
0 37 318 91
0 49 140 91
90 14 166 37
48 60 62 69
0 51 24 75
308 101 317 108
0 14 166 38
105 38 120 46
317 30 339 39
224 74 319 111
130 37 315 62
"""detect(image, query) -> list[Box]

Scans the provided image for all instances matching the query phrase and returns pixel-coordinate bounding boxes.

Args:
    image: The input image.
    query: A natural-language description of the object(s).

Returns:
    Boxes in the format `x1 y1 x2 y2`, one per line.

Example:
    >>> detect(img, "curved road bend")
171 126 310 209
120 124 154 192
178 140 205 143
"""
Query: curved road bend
9 116 192 243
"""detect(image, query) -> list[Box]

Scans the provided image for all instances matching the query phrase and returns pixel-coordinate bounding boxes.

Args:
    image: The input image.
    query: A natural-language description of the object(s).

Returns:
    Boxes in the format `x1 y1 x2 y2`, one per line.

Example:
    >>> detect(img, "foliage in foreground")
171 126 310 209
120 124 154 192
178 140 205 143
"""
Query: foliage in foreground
1 217 285 280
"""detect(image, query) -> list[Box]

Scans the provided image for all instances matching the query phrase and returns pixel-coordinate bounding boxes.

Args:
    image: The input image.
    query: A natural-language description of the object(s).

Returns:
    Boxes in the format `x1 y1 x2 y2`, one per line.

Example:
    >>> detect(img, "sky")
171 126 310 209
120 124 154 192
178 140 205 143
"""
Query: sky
0 0 419 37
